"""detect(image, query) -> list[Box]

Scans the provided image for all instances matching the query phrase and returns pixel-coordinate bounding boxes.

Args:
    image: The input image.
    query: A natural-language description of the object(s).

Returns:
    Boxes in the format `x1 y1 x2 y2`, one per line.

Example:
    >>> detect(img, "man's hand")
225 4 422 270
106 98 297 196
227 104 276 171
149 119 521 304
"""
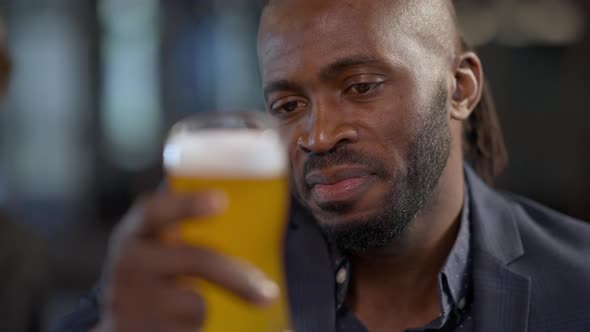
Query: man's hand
94 192 279 332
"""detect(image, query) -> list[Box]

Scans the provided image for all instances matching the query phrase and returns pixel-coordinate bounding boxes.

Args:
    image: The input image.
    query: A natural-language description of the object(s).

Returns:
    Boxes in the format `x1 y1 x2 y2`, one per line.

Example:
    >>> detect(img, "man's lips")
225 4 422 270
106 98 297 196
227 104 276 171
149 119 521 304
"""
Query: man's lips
305 167 376 204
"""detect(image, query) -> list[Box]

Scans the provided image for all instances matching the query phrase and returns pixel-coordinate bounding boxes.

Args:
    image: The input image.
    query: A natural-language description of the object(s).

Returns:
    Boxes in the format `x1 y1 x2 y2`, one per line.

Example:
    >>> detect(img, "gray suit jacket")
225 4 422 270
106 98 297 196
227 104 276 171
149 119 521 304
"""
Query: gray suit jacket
56 167 590 331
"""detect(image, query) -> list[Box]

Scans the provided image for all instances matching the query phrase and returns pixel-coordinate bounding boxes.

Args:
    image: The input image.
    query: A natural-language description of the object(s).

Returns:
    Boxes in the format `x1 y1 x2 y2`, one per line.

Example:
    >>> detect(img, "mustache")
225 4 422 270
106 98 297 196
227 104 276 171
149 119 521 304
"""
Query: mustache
302 145 387 180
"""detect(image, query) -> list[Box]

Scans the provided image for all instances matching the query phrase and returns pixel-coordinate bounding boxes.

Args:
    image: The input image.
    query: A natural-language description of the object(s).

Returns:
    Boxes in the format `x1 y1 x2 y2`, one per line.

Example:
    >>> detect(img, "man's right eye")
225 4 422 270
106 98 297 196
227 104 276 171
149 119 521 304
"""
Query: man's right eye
271 99 307 115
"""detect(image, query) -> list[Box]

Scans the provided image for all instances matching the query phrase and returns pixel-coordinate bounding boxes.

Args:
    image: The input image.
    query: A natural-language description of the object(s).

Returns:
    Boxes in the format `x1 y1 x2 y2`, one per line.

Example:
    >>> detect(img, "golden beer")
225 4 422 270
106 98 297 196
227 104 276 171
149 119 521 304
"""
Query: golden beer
163 119 291 332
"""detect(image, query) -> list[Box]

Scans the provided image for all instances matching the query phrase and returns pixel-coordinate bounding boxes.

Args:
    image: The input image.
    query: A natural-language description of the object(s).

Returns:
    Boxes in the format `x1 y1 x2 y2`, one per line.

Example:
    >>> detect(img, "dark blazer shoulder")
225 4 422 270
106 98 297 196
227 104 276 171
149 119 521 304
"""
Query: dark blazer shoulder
467 165 590 331
502 193 590 331
507 193 590 268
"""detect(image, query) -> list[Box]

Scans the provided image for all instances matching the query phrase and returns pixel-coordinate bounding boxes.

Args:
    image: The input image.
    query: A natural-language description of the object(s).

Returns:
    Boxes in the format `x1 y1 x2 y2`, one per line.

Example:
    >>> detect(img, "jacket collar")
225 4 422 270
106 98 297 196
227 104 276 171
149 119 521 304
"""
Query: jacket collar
465 165 531 332
465 165 525 265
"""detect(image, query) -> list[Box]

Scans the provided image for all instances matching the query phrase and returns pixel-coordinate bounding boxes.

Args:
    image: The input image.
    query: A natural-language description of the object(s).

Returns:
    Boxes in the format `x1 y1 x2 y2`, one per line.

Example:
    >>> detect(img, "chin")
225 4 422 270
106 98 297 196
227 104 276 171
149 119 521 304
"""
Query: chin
311 202 382 228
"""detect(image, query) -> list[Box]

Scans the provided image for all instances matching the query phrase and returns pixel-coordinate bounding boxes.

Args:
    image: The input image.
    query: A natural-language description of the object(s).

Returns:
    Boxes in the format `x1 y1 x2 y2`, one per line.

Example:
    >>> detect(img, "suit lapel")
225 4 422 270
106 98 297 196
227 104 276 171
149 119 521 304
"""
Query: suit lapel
285 200 337 332
466 166 531 332
471 251 531 332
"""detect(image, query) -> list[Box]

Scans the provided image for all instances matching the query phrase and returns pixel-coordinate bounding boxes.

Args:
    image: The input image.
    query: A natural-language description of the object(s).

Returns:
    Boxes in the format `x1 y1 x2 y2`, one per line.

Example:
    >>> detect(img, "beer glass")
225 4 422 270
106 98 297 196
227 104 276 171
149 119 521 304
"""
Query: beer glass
163 111 291 332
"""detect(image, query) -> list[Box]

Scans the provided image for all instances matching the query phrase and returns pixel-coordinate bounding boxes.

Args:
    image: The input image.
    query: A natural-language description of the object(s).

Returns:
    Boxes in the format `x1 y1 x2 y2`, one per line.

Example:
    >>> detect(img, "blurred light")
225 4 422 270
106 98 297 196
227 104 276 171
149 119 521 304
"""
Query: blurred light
5 7 91 199
500 0 586 46
456 0 587 47
99 0 163 170
211 1 263 110
455 1 499 46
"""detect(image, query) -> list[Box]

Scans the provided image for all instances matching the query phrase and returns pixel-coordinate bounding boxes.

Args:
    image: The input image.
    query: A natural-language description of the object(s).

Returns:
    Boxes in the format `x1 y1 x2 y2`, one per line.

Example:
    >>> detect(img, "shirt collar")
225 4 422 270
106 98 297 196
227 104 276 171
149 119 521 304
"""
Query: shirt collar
440 187 472 309
330 187 473 319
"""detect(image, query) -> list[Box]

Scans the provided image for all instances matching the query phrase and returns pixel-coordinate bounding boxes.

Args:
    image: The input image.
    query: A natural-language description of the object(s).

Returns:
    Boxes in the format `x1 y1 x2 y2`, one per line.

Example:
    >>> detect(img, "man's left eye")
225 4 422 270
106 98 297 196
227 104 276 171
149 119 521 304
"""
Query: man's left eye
347 82 381 95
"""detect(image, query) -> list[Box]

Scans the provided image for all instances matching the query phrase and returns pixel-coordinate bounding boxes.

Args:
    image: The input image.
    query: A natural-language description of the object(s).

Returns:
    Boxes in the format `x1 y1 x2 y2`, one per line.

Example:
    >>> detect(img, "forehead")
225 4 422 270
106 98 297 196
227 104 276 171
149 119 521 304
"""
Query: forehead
258 0 454 81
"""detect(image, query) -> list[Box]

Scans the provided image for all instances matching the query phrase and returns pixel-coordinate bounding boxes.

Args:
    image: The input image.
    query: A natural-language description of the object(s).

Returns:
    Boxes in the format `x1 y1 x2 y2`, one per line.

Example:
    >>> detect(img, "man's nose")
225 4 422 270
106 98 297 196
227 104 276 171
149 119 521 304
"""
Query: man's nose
297 99 359 153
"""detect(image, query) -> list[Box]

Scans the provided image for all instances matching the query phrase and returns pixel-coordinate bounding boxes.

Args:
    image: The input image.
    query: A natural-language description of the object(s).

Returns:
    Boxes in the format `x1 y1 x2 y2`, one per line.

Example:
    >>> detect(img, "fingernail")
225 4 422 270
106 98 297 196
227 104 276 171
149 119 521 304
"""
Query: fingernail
257 279 280 301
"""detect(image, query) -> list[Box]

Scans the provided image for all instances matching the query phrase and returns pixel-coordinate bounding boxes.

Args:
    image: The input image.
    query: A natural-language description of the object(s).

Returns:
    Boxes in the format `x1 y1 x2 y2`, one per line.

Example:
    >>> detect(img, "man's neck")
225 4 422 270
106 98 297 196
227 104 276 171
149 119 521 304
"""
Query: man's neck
346 158 465 332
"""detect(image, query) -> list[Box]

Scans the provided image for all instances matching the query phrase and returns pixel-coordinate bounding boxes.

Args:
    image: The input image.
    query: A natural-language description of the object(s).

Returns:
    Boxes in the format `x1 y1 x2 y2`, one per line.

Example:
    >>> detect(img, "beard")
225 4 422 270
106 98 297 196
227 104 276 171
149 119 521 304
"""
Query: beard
311 82 452 253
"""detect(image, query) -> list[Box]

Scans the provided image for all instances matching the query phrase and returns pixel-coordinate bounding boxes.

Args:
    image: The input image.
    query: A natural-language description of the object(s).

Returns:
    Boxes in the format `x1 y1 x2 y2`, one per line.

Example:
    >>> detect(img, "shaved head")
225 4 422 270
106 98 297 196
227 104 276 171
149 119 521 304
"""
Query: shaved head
260 0 461 61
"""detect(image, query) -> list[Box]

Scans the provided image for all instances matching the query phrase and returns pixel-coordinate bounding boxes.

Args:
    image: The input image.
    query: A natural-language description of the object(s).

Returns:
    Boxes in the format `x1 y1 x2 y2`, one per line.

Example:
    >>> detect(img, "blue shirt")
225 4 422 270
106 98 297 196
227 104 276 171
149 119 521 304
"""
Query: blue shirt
330 191 474 332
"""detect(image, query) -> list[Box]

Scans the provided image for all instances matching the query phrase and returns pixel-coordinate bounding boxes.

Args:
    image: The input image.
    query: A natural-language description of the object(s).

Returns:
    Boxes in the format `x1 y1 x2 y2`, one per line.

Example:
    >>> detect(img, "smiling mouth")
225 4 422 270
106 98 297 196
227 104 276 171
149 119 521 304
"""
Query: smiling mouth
305 167 377 205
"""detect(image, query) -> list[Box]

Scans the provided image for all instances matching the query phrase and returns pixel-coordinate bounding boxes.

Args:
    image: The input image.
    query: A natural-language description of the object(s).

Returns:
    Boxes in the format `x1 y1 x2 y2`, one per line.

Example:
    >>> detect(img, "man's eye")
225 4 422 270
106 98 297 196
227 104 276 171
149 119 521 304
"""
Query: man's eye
347 82 380 95
272 100 306 114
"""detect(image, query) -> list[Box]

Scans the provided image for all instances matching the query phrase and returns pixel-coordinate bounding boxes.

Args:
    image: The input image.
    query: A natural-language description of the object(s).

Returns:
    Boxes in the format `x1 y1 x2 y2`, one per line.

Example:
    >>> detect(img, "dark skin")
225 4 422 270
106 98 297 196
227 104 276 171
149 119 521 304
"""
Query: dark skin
259 0 483 330
93 1 483 331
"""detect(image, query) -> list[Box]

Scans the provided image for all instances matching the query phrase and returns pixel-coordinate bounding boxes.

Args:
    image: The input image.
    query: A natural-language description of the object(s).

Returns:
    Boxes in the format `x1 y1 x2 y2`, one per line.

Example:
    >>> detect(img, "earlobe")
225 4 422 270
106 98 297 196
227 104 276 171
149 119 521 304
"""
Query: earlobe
450 53 483 121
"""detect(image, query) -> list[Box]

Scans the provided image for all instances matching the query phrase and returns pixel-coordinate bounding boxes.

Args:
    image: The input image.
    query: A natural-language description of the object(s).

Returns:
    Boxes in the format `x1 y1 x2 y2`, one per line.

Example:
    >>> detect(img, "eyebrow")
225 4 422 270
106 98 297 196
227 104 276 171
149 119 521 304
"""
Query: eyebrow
263 79 305 101
263 55 382 101
318 55 382 81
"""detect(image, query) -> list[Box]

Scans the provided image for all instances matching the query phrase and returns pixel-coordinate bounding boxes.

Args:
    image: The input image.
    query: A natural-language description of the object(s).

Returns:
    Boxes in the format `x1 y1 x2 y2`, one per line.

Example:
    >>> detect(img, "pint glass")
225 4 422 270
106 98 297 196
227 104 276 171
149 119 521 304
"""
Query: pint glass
163 112 291 332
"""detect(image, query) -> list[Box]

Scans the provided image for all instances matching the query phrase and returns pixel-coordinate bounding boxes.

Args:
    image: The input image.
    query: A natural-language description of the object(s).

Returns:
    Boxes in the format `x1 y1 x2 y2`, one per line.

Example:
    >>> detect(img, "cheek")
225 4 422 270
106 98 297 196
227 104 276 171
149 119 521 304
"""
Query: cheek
353 101 416 143
344 79 419 138
279 124 304 178
280 125 298 155
349 103 421 174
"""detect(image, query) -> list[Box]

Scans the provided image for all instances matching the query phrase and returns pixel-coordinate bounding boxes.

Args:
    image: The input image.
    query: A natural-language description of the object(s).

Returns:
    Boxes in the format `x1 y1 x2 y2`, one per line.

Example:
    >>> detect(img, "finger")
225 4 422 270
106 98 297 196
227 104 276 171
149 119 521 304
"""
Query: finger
106 239 161 285
157 287 206 326
158 245 280 306
127 191 227 237
159 320 202 332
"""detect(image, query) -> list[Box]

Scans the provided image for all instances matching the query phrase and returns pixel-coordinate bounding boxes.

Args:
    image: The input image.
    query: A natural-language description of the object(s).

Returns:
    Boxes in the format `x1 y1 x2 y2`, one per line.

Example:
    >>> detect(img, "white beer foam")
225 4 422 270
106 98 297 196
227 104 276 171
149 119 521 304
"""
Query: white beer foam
164 129 287 178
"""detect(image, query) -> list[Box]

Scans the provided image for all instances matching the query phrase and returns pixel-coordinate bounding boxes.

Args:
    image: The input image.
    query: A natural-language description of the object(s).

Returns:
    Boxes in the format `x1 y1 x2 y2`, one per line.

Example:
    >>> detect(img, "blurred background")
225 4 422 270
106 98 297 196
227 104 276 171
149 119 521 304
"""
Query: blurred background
0 0 587 331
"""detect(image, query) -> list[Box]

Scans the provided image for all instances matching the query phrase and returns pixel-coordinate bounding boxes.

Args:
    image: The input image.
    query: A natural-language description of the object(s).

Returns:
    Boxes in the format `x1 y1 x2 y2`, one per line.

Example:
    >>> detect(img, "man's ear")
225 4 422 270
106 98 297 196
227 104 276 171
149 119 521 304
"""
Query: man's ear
450 52 483 121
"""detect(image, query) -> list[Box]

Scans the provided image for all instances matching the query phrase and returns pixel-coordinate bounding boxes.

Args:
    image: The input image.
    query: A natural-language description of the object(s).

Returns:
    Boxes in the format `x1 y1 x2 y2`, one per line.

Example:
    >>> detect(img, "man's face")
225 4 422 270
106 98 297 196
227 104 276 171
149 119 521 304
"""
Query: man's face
259 0 455 251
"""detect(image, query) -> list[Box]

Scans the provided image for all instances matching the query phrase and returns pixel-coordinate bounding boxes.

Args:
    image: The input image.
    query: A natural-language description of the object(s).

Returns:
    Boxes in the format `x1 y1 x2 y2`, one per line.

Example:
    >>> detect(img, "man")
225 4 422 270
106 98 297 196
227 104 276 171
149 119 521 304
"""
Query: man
57 0 590 331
